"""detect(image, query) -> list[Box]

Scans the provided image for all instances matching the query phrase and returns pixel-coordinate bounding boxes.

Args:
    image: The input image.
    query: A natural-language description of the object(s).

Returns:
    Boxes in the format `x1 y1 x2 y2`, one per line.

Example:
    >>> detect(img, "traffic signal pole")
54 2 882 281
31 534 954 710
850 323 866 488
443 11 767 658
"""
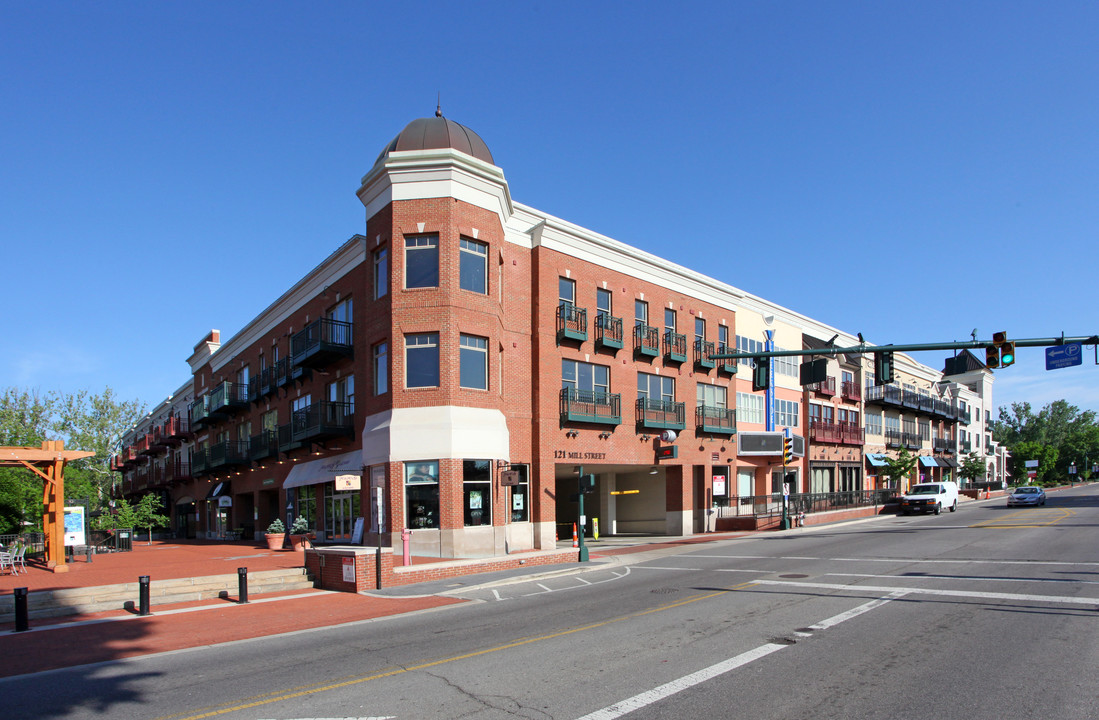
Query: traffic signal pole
710 335 1099 362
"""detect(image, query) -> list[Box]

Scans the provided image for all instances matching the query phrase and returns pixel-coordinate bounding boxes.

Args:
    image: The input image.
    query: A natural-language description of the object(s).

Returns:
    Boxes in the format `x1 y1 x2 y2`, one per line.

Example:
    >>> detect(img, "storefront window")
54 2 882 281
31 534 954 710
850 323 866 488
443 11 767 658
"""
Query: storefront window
297 485 318 528
406 461 439 529
323 483 360 541
510 464 530 522
463 459 491 526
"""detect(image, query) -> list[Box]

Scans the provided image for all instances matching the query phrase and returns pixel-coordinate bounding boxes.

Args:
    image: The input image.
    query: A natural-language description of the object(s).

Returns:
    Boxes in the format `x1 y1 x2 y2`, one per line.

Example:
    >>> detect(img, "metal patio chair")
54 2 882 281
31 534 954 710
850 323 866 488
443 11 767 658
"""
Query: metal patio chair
0 549 14 575
12 545 27 573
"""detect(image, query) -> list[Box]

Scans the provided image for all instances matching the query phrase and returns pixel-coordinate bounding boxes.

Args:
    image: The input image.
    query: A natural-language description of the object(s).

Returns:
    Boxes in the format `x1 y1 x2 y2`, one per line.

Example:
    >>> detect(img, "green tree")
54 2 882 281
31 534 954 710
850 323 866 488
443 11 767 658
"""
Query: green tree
0 388 57 533
54 388 146 504
993 400 1099 483
958 452 989 485
0 386 145 534
882 447 917 491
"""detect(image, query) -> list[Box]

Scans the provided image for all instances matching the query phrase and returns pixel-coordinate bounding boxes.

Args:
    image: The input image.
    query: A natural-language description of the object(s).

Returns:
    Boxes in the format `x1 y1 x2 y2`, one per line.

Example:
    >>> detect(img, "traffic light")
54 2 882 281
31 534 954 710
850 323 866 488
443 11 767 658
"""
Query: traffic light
578 474 596 494
988 331 1014 368
874 351 894 385
752 361 769 391
783 436 793 465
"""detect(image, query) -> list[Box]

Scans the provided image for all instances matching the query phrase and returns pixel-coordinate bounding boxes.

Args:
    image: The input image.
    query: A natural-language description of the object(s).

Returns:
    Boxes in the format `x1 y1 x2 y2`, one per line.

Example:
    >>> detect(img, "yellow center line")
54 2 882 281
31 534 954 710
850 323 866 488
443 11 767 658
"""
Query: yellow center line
971 508 1076 528
157 581 759 720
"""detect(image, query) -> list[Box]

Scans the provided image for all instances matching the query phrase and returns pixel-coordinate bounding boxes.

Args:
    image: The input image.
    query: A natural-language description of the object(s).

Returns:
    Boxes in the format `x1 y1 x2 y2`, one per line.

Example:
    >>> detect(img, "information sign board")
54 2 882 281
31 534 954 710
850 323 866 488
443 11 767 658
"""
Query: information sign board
1046 343 1082 370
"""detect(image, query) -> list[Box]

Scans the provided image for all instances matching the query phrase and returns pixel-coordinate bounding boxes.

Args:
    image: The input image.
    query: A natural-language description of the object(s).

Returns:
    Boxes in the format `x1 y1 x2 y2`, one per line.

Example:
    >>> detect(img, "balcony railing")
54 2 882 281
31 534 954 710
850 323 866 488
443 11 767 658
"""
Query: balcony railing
191 447 210 476
884 428 922 449
134 434 154 456
841 380 861 402
933 437 954 453
278 423 303 453
161 415 191 443
696 405 736 435
807 377 836 396
595 313 623 350
165 458 192 484
633 324 659 357
841 422 864 445
208 381 250 417
960 439 972 453
250 429 279 461
274 357 294 388
901 390 921 410
291 400 354 444
292 318 354 368
556 304 587 343
208 440 250 470
716 342 737 375
560 387 622 425
663 331 687 363
694 339 715 370
190 396 211 428
636 398 686 430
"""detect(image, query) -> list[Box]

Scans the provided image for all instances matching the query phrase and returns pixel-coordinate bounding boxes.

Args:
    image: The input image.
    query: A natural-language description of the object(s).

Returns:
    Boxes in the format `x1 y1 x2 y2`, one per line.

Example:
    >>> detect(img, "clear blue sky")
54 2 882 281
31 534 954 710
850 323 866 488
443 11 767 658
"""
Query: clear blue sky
2 1 1096 419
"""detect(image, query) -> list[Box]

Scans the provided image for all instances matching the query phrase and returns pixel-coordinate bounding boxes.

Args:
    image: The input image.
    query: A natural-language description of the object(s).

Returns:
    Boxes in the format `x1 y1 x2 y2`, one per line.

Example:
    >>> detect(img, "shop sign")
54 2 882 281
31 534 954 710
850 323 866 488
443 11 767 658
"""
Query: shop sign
500 470 520 486
342 557 355 583
712 475 727 496
335 473 361 491
553 450 608 460
218 496 232 507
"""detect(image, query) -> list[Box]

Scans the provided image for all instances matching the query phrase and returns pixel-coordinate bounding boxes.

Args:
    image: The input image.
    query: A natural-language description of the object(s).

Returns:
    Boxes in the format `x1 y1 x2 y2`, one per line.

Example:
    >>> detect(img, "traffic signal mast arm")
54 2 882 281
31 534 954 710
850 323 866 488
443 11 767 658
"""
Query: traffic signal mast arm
710 334 1099 361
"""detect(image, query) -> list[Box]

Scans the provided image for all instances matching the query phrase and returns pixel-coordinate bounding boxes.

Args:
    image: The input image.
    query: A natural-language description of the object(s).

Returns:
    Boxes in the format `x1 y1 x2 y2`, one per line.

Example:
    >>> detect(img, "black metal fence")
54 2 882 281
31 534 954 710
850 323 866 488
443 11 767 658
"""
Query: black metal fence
714 490 896 520
0 532 44 552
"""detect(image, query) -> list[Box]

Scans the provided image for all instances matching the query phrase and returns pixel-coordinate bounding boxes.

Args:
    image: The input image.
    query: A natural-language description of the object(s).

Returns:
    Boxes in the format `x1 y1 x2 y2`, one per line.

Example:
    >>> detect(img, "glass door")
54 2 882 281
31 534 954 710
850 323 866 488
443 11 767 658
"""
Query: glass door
327 493 354 541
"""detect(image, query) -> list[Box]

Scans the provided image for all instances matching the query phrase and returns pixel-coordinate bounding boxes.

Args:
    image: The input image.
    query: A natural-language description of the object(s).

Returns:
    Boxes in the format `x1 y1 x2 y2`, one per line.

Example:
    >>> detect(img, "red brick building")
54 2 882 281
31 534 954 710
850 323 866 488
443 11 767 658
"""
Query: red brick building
113 113 975 557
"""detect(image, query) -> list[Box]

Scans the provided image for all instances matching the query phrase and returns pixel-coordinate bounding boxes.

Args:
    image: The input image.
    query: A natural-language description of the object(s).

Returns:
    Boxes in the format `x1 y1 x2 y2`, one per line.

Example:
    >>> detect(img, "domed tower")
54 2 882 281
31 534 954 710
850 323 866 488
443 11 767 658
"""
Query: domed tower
357 113 531 559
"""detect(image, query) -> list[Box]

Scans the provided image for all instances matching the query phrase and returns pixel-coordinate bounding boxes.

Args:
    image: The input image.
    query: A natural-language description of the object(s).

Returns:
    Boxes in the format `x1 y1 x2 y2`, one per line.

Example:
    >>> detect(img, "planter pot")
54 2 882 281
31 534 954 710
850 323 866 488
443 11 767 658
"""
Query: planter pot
289 534 309 551
265 533 284 550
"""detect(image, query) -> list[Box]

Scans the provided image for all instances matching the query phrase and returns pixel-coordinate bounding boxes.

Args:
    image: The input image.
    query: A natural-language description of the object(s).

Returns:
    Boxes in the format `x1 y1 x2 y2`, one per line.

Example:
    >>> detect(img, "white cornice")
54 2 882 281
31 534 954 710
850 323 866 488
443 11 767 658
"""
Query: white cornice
358 149 513 227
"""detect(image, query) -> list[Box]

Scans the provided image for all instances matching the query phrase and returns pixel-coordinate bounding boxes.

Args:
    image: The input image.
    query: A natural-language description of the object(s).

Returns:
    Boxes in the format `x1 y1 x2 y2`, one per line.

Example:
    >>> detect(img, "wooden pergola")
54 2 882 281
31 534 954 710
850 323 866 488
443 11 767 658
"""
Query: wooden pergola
1 440 94 573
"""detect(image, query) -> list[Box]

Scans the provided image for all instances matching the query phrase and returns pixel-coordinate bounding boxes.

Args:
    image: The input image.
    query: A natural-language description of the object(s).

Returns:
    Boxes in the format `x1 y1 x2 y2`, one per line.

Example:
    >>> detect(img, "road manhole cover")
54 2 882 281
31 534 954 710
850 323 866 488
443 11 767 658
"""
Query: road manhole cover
650 587 680 594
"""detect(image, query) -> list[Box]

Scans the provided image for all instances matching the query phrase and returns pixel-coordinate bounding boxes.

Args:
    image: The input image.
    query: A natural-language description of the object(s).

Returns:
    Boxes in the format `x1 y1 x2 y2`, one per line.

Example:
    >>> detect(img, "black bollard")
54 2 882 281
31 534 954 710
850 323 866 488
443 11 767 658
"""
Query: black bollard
376 546 383 590
14 587 29 632
138 575 151 616
237 567 249 604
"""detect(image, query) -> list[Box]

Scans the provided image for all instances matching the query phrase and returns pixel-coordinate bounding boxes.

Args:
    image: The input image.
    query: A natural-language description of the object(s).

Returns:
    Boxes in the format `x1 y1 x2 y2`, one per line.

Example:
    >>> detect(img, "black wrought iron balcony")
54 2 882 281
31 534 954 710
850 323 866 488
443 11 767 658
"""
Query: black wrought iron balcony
291 400 354 444
208 440 250 470
208 381 249 417
556 304 587 343
903 432 922 449
250 429 279 461
191 447 210 476
274 357 293 388
292 318 354 369
694 339 715 370
716 342 737 375
636 398 686 430
190 396 211 428
634 324 659 357
165 458 192 484
257 365 275 396
933 437 954 453
278 423 303 453
960 439 972 453
696 404 736 435
560 387 622 425
885 429 903 448
901 390 921 410
595 313 623 350
663 331 687 364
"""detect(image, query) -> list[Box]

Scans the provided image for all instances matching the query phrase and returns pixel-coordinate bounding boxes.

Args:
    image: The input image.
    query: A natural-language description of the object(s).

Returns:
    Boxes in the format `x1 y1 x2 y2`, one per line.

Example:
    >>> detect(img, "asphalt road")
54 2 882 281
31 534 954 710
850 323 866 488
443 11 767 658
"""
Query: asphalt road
8 486 1099 720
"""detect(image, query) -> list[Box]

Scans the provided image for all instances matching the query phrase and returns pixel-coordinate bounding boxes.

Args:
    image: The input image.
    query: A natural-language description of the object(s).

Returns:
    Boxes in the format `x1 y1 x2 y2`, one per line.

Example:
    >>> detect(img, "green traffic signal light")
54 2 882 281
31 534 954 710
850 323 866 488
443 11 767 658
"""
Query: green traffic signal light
1000 342 1015 367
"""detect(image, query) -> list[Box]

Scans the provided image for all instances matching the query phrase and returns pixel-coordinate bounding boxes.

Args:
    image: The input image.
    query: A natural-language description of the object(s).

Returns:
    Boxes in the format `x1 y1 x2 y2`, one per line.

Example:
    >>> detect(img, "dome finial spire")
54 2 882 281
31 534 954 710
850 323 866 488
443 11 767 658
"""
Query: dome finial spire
435 92 443 118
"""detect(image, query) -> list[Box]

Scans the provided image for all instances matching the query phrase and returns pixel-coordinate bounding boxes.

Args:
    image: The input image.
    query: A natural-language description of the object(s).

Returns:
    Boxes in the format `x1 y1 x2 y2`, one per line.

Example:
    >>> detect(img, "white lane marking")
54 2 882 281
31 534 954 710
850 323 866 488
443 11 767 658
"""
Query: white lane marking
826 572 1099 586
753 579 1099 607
491 589 505 601
575 594 900 720
696 554 1099 568
794 591 910 636
631 566 772 574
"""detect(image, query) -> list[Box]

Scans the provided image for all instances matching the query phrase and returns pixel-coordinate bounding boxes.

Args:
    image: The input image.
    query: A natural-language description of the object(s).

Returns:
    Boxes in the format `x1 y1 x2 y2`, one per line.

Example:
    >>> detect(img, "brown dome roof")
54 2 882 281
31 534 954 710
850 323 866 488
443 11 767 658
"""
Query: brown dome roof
375 115 494 166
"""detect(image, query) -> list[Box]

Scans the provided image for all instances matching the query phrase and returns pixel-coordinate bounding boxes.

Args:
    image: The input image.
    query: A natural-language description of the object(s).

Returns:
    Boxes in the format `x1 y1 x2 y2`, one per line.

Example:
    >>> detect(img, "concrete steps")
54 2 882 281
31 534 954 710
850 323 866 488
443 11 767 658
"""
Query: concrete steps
1 567 316 620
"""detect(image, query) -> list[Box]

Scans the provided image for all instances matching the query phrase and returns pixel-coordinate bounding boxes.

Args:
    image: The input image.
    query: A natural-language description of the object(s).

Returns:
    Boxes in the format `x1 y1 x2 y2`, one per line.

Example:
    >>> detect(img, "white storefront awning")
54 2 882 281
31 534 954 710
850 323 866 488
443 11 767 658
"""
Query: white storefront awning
283 450 363 490
361 406 510 466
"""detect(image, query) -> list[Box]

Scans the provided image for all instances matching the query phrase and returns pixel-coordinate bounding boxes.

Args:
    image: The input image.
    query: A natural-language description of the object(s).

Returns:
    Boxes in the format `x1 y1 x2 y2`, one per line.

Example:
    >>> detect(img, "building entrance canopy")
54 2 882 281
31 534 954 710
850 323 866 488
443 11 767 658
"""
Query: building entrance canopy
283 450 363 489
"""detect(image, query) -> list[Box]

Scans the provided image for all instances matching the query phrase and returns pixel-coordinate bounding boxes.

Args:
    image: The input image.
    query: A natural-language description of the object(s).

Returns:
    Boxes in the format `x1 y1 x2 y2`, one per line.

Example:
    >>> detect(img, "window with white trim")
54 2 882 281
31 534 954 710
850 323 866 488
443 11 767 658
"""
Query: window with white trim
736 392 764 425
405 235 439 289
775 398 799 428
